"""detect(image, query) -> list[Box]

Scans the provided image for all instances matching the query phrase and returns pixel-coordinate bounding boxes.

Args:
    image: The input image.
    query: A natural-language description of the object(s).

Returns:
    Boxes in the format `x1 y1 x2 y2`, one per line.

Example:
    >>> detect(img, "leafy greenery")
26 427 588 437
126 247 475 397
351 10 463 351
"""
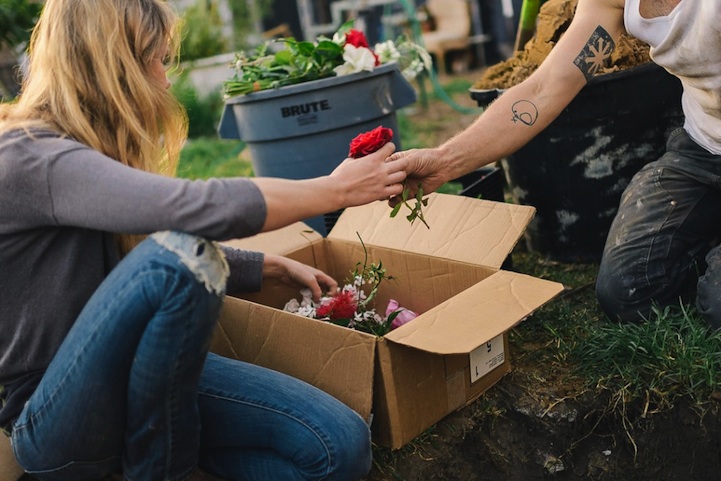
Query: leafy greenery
223 20 431 97
223 31 346 96
228 0 275 51
171 73 224 138
179 0 228 62
0 0 41 49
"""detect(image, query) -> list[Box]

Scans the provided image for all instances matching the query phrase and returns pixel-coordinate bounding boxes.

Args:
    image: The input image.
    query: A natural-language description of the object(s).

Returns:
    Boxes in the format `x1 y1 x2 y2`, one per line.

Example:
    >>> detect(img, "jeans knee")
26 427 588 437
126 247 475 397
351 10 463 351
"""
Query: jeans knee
327 413 371 481
150 231 229 296
596 262 649 323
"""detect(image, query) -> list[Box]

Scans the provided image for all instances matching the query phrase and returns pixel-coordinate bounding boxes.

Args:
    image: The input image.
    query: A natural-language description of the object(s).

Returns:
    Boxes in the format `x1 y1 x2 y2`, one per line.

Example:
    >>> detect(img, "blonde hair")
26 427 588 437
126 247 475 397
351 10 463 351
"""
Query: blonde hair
0 0 188 254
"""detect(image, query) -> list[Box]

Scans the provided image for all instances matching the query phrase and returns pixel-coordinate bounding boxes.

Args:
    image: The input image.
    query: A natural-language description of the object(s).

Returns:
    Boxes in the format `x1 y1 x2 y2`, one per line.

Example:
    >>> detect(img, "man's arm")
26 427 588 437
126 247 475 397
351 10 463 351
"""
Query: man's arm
395 0 627 194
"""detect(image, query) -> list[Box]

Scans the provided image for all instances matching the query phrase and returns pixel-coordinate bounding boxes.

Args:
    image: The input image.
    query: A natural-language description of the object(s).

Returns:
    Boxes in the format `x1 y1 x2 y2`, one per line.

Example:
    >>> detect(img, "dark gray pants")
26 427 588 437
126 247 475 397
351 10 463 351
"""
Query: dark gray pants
596 128 721 328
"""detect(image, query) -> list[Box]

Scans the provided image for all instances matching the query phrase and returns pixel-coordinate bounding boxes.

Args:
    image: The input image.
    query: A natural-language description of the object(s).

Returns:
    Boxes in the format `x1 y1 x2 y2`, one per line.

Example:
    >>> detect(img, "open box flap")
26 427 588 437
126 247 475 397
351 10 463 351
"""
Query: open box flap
222 222 321 256
328 194 535 268
384 271 564 354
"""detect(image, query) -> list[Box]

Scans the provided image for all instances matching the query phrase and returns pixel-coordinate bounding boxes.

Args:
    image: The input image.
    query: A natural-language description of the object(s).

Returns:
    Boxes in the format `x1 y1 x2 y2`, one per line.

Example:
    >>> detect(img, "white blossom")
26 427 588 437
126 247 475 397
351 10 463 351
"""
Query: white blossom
333 44 376 76
283 298 300 313
374 40 401 63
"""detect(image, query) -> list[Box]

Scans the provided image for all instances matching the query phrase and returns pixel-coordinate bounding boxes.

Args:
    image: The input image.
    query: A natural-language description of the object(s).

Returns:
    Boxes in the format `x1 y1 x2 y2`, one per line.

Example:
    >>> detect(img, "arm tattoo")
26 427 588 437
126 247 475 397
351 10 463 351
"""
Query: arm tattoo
573 25 616 81
511 100 539 126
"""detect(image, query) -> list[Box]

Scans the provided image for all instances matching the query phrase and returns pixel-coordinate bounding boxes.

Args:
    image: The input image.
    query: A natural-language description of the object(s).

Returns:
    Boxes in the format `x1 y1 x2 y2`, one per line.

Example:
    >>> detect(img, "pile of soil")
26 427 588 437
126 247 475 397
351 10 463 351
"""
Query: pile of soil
473 0 651 90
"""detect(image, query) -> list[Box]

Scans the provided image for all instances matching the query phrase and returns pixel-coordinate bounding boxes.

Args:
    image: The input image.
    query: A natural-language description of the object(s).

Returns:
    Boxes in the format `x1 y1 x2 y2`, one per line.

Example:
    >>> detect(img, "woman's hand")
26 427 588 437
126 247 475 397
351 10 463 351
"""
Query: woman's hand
252 142 408 232
329 142 408 207
263 254 337 301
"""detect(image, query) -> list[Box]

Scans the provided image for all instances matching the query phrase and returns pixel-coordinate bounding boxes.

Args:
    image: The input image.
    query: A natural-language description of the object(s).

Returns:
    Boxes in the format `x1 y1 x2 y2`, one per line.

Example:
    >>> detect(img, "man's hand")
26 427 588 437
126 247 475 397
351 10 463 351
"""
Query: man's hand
387 147 448 207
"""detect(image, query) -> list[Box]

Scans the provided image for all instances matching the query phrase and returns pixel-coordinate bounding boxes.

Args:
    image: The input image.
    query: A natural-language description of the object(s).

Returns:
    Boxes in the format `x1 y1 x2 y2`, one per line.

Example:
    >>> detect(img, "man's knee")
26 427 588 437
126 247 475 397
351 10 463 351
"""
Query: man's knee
595 257 651 323
696 263 721 330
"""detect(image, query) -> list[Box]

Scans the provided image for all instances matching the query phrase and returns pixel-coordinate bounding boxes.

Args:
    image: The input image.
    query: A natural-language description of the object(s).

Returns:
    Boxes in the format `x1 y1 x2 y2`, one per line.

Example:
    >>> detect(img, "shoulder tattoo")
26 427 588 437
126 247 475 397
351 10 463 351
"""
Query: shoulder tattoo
573 25 615 81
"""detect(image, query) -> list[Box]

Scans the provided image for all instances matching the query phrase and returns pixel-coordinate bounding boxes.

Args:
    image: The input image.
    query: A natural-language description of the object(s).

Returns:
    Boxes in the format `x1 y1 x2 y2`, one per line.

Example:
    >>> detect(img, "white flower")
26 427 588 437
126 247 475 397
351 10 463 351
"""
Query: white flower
284 298 300 313
401 59 424 81
333 44 376 76
299 288 314 307
285 288 319 318
297 305 317 318
332 31 346 45
374 40 401 63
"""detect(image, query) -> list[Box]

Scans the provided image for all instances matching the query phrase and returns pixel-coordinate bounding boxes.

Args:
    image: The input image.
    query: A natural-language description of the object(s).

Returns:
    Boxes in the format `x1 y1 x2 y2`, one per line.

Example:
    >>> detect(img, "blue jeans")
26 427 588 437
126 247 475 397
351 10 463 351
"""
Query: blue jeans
11 232 371 481
596 129 721 328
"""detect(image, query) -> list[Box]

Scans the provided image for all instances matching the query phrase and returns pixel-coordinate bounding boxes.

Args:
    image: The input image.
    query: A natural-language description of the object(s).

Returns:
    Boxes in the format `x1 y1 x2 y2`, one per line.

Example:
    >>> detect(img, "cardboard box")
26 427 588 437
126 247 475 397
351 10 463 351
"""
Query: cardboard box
212 194 564 448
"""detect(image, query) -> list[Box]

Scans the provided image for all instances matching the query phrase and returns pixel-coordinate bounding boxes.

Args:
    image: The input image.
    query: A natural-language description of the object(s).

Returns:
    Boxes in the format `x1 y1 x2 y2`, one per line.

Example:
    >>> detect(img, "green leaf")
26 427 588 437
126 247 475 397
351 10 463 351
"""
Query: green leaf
274 50 292 65
296 41 316 56
390 203 402 218
337 19 355 36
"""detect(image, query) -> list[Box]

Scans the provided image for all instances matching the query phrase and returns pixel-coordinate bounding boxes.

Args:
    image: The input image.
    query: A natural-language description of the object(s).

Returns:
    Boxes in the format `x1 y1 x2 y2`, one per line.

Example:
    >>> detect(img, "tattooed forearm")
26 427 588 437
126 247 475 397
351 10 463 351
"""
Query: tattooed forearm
511 100 539 126
573 25 615 81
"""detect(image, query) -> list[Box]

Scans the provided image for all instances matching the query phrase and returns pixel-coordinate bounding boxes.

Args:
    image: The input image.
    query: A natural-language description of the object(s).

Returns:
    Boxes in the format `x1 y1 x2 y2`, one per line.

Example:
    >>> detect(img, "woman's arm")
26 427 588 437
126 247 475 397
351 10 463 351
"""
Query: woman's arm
251 142 406 232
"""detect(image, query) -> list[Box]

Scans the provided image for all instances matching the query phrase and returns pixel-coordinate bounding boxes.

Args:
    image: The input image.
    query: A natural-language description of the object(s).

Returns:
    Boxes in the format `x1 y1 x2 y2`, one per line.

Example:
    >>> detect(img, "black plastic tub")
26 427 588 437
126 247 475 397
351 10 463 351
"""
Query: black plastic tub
469 62 684 262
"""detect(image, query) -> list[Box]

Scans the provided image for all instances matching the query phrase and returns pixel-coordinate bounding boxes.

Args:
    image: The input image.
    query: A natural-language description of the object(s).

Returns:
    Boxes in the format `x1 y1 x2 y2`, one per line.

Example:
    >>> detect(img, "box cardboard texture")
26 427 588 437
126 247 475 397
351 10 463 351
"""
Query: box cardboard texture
213 194 564 449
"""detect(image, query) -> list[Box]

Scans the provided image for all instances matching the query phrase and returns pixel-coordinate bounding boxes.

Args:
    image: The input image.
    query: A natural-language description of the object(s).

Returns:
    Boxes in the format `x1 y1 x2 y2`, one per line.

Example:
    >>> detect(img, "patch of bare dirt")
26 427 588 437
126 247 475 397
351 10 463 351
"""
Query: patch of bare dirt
365 327 721 481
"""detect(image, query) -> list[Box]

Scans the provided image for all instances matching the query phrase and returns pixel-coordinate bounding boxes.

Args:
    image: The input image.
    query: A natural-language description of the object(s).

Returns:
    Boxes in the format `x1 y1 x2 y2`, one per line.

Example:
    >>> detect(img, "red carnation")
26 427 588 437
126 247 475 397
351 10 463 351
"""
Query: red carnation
315 290 358 320
345 29 370 49
348 126 393 158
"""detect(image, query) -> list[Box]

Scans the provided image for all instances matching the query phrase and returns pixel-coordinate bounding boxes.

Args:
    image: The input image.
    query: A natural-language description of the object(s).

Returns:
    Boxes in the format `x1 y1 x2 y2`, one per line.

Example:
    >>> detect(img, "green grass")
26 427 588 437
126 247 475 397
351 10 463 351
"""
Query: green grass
509 249 721 420
176 137 252 179
574 303 721 412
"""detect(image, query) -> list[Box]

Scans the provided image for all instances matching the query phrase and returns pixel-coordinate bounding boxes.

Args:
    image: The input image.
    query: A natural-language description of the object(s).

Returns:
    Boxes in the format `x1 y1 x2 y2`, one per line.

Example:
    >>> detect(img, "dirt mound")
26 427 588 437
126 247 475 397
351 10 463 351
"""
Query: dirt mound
474 0 651 90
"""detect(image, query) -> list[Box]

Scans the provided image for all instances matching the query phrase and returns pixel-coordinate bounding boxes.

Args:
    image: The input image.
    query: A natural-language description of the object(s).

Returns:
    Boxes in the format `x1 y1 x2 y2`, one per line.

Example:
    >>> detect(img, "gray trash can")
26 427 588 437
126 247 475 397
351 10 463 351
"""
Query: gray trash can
218 63 417 235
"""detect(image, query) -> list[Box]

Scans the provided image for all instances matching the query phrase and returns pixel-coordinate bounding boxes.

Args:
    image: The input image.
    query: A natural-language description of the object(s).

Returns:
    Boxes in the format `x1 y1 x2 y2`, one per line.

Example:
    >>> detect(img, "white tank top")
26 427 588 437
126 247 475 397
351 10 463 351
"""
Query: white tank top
624 0 721 155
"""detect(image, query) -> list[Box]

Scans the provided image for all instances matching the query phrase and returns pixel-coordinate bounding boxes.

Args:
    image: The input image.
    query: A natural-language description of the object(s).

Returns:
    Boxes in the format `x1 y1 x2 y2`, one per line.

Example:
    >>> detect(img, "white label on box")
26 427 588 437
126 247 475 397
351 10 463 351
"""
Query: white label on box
469 334 505 384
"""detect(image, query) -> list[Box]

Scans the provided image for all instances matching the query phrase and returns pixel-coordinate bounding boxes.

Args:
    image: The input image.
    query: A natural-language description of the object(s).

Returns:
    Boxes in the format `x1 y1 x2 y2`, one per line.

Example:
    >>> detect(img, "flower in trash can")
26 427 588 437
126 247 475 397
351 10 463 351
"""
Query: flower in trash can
348 126 429 229
222 20 430 97
283 234 417 336
333 44 377 76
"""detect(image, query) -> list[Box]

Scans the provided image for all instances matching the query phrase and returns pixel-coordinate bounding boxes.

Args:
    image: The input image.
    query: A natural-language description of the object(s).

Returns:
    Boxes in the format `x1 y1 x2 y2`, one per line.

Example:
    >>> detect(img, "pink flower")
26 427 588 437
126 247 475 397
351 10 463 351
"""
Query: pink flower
385 299 418 330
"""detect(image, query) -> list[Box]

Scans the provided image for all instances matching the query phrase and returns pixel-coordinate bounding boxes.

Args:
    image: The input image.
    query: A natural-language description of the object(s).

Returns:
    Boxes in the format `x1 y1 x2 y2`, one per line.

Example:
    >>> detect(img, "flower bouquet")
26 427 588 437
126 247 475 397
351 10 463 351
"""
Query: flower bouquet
283 235 418 336
223 20 432 97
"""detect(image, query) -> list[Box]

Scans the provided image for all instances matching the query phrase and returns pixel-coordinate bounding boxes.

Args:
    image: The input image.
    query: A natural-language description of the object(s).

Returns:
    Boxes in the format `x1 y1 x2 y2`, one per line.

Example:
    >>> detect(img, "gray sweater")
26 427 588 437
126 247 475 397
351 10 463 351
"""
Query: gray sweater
0 129 269 432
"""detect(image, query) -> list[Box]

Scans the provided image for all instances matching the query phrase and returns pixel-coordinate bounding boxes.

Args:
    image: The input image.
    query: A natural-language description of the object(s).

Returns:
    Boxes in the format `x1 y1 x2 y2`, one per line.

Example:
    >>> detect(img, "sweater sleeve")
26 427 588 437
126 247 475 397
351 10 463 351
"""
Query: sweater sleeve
220 244 264 296
44 140 267 240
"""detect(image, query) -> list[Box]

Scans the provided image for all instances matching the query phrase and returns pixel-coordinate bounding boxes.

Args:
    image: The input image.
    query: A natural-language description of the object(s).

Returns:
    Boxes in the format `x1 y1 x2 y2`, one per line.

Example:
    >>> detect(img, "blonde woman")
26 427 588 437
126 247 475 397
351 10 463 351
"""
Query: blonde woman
0 1 407 480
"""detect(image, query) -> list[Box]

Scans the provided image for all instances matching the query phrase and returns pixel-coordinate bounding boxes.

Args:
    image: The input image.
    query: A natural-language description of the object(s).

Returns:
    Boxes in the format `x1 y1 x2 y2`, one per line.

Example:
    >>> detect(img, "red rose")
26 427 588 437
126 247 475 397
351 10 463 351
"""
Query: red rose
348 126 393 158
344 29 380 65
316 290 358 320
345 29 370 49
